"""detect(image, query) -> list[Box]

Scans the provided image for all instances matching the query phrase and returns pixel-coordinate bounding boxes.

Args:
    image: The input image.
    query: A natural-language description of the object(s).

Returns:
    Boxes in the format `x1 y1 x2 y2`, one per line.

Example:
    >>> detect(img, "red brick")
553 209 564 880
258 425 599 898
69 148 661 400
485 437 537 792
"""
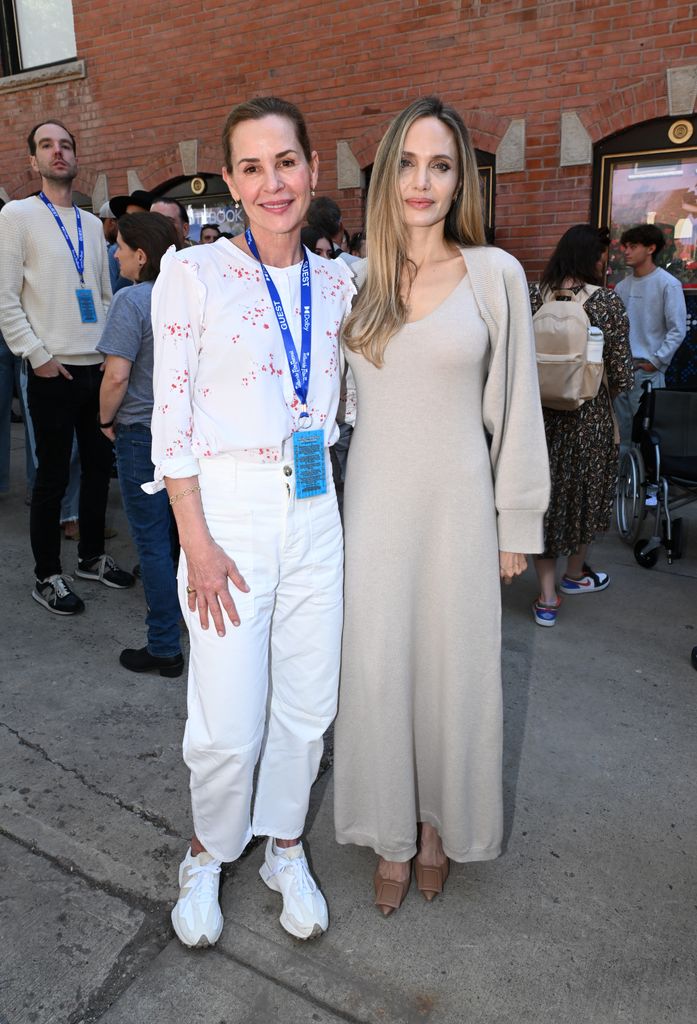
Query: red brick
0 0 692 272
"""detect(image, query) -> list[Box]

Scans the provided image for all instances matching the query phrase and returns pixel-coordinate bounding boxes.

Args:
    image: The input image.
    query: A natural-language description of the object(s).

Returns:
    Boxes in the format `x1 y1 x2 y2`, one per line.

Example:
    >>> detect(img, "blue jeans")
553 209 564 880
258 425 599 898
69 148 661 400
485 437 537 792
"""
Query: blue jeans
114 424 181 657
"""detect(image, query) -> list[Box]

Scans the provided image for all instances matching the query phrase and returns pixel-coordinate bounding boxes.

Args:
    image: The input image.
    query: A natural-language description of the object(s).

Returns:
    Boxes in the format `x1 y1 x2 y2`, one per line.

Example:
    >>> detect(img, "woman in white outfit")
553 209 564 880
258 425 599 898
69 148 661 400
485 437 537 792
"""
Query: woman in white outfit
149 97 354 947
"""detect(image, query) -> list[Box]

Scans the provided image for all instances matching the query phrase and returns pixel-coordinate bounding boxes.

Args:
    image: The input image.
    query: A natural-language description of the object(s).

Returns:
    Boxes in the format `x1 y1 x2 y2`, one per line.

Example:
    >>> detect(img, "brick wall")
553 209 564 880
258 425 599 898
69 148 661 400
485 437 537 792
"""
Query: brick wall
0 0 694 277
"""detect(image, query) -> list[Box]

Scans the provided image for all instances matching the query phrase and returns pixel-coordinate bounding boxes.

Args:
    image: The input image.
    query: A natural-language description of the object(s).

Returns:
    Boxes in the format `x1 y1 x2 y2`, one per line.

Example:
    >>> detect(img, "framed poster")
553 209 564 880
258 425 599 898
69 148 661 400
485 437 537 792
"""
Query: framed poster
593 118 697 386
594 118 697 289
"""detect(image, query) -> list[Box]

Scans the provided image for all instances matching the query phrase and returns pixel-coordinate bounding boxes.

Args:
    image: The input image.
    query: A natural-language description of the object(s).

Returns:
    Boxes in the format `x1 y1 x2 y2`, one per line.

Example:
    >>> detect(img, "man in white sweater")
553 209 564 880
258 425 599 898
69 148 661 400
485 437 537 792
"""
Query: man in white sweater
614 223 687 452
0 120 134 615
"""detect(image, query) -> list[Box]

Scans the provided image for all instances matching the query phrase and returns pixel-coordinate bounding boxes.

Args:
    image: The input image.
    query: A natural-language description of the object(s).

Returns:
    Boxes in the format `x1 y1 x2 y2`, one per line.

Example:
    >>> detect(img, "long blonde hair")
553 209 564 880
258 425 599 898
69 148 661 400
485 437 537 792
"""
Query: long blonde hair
343 96 486 367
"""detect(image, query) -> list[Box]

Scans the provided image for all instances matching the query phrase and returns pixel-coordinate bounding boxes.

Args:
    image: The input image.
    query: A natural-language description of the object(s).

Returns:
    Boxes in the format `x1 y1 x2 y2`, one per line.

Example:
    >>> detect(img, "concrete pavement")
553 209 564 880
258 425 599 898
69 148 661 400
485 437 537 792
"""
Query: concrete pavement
1 419 695 1024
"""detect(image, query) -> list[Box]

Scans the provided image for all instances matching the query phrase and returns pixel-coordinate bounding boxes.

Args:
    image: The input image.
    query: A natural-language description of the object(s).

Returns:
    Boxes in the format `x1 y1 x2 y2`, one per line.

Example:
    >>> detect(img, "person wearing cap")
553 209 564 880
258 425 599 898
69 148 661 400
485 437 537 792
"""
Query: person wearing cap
100 201 130 294
109 190 152 218
99 201 118 246
0 120 134 615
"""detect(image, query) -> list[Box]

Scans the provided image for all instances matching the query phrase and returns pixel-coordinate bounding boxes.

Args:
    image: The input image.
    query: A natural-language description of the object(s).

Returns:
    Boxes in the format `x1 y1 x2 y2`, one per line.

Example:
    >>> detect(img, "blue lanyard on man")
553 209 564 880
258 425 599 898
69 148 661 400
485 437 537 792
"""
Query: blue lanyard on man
245 227 313 429
39 191 86 283
39 192 98 323
245 227 326 498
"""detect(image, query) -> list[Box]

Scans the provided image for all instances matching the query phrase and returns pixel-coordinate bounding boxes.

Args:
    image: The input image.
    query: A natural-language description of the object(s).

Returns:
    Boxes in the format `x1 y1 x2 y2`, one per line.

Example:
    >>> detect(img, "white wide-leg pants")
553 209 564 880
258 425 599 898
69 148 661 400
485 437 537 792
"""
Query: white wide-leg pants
178 450 343 863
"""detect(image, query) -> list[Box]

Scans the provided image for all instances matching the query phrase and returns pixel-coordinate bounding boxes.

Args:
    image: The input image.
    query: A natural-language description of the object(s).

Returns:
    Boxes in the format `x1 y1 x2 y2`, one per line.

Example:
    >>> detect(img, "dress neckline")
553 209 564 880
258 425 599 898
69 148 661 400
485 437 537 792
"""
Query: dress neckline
404 270 470 327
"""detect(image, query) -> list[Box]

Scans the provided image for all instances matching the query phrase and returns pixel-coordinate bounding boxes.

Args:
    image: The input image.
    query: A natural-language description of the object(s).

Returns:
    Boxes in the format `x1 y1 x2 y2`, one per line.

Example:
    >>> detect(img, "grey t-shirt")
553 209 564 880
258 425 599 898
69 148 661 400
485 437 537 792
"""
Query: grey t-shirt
97 281 155 426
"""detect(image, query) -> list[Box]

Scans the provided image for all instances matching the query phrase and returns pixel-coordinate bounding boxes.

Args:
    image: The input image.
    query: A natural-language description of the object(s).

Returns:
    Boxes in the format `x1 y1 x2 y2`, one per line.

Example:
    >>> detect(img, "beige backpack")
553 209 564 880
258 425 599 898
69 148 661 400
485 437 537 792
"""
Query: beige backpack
533 284 604 411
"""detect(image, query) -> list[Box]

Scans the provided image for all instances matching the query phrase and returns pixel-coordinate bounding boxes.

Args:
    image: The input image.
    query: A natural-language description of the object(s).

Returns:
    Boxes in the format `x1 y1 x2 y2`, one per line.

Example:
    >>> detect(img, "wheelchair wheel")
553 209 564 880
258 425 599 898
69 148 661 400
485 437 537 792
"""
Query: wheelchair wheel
616 448 645 544
634 539 659 569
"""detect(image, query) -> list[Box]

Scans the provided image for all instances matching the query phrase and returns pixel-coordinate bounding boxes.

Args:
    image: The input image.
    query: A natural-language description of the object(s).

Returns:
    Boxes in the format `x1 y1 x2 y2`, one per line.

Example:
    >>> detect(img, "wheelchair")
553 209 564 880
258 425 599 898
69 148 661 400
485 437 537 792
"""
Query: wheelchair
616 381 697 567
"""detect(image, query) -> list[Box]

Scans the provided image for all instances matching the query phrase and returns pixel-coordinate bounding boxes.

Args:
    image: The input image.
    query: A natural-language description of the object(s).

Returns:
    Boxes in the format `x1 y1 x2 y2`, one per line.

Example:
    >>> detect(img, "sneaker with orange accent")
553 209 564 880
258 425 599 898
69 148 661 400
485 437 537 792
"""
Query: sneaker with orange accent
559 564 610 595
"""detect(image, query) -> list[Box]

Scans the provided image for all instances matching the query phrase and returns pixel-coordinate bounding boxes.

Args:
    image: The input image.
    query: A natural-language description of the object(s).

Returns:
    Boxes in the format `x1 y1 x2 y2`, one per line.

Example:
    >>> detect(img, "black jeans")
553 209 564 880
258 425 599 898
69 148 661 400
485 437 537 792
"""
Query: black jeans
27 364 113 579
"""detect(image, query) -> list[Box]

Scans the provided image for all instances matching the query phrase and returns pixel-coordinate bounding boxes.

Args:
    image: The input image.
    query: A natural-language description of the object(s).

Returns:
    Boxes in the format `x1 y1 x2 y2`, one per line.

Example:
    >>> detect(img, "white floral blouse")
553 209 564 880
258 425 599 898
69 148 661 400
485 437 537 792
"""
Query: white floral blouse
147 240 355 490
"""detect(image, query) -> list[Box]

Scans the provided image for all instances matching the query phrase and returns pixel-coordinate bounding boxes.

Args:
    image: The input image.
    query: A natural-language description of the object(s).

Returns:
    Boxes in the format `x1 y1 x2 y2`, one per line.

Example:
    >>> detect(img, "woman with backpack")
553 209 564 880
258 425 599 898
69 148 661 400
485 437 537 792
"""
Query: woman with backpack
529 225 634 627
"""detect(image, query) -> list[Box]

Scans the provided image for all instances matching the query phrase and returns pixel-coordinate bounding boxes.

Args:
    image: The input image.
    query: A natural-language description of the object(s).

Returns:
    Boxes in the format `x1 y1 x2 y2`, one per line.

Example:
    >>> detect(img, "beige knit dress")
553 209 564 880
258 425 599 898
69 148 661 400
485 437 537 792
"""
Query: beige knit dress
334 247 550 864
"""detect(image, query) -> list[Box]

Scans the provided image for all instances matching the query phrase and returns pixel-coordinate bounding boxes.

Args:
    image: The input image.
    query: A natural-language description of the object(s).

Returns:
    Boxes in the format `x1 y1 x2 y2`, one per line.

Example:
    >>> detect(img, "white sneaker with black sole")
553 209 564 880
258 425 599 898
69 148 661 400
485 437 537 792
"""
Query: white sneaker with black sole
259 838 328 940
76 554 135 589
32 574 85 615
171 848 223 948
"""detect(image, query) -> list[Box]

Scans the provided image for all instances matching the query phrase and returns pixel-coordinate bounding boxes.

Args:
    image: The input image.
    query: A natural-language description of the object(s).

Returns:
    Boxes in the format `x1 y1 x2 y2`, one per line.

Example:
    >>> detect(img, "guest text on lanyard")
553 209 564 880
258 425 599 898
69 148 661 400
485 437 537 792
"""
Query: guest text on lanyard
39 192 98 323
245 227 313 429
245 228 327 499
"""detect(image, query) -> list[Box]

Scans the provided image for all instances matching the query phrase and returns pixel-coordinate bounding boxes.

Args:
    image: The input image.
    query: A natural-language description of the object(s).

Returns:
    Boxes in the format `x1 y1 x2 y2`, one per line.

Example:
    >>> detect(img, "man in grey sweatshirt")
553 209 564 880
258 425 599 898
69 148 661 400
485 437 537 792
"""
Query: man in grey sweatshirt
614 223 687 452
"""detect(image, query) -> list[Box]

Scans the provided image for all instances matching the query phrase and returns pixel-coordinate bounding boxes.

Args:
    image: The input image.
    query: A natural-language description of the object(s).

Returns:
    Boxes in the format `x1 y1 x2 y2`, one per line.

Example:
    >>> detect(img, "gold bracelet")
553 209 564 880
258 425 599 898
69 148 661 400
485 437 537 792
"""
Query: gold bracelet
169 484 201 505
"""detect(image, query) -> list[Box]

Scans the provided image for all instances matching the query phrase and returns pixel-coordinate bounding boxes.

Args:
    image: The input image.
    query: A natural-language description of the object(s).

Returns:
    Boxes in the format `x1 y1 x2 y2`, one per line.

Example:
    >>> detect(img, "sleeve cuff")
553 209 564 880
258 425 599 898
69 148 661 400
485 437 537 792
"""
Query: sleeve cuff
27 347 52 370
497 509 546 554
141 455 200 495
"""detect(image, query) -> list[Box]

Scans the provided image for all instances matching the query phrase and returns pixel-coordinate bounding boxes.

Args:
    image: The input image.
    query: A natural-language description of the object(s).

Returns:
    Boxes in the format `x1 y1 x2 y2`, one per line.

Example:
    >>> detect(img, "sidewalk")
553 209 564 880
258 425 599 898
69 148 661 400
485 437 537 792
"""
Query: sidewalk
1 420 695 1024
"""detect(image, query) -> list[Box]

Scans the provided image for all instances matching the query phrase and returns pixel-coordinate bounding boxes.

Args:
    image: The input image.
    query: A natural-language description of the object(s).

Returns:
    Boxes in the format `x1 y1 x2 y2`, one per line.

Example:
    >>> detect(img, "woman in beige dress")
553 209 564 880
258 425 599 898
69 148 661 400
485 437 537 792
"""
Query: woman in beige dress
334 96 550 914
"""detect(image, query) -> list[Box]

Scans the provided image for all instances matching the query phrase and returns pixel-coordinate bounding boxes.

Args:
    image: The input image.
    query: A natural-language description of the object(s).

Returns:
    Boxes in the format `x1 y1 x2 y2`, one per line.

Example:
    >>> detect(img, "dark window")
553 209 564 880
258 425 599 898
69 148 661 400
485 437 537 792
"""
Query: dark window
0 0 76 76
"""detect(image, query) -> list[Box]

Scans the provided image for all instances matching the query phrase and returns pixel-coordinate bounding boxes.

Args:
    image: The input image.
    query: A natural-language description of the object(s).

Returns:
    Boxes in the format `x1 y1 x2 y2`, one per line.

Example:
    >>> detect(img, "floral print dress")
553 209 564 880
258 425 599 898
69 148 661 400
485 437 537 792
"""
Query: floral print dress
529 284 634 557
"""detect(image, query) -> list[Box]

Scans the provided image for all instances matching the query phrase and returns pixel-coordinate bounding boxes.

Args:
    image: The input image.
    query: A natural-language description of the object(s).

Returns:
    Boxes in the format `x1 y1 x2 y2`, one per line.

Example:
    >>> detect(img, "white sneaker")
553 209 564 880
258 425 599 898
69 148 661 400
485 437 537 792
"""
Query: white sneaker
259 838 328 940
171 848 223 948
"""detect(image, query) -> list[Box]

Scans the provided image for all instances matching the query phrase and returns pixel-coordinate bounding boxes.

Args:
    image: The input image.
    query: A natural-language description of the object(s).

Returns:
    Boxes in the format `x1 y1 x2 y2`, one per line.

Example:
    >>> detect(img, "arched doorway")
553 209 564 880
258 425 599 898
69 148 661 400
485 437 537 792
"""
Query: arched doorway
151 174 244 241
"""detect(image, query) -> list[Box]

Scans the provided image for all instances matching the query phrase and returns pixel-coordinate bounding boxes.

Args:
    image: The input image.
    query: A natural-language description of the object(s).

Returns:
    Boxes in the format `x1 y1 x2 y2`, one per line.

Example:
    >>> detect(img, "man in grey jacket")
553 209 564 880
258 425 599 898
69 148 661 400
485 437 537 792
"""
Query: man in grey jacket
614 223 687 451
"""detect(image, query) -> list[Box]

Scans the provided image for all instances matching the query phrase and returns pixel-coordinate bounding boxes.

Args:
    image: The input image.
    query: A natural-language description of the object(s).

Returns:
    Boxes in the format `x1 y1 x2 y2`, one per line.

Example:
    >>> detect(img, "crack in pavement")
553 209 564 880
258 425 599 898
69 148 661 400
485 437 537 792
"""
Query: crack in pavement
0 724 342 1022
0 720 183 838
0 825 176 1023
68 911 172 1024
184 942 376 1024
0 824 171 914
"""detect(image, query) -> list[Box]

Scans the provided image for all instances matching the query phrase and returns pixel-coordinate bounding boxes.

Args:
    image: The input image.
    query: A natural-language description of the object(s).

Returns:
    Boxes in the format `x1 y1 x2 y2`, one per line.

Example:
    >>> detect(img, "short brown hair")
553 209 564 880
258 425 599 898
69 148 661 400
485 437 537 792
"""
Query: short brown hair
620 223 665 258
221 96 312 171
27 120 76 156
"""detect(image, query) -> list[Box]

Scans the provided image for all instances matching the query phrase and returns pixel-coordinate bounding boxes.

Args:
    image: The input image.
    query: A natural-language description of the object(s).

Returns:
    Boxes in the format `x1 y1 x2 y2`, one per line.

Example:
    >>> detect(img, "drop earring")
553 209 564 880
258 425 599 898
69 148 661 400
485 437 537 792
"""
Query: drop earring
234 198 240 210
311 189 316 197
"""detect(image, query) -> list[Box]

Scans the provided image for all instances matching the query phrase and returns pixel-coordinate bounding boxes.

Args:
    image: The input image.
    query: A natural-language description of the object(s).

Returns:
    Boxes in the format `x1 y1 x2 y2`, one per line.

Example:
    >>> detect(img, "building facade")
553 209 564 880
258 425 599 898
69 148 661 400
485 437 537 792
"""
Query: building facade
0 0 695 374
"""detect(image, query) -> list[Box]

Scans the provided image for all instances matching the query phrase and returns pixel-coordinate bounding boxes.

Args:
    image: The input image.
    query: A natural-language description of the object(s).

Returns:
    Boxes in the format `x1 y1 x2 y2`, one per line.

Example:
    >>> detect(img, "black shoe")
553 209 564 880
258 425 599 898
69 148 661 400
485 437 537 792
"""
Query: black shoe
76 554 135 589
32 574 85 616
692 646 697 672
119 646 184 678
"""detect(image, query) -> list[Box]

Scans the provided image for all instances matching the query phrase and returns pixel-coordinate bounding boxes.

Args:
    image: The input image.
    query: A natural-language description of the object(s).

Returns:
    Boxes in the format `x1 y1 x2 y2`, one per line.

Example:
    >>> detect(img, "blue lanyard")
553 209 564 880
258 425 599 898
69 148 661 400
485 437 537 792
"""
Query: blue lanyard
245 228 312 418
39 192 85 284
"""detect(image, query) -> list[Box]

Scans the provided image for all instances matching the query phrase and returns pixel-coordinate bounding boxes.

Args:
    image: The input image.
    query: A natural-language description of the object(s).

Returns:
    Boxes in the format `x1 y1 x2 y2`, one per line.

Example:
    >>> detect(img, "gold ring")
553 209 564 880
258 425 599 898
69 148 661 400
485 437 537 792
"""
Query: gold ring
186 586 196 595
